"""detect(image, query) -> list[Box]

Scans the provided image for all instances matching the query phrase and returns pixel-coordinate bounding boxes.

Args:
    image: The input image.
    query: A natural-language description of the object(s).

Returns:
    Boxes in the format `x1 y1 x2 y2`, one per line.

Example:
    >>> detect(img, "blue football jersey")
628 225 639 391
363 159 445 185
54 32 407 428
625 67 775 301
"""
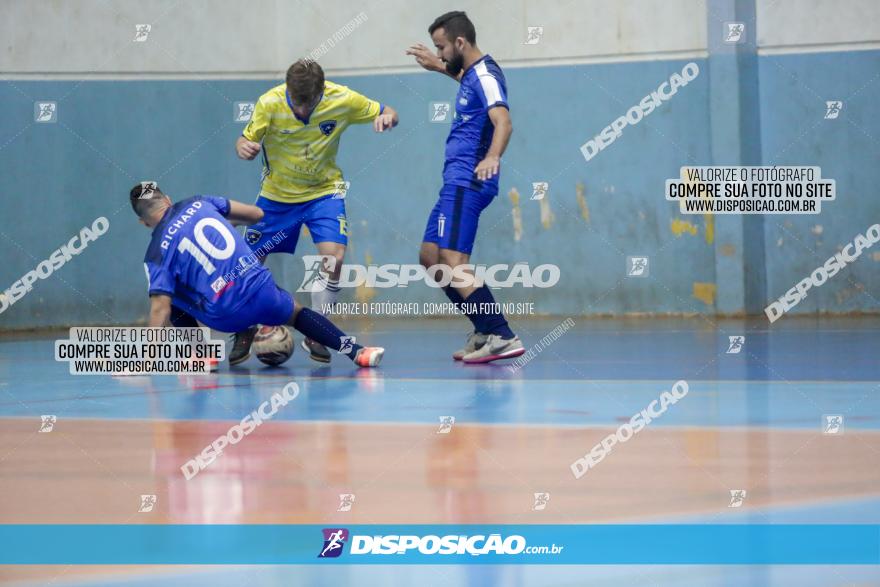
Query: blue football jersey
443 54 509 197
143 196 272 325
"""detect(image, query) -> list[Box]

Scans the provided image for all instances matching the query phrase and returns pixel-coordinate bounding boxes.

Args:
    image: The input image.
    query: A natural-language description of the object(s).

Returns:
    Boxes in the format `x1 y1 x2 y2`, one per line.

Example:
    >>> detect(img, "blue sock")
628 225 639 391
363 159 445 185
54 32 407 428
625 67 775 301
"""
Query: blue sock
443 286 478 329
463 287 515 339
292 307 362 360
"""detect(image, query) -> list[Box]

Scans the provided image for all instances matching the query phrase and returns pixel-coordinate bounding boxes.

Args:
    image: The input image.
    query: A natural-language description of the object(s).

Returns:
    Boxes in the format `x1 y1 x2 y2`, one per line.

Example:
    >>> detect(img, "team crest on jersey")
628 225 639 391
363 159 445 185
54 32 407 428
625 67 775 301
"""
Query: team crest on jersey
245 228 262 245
319 120 338 136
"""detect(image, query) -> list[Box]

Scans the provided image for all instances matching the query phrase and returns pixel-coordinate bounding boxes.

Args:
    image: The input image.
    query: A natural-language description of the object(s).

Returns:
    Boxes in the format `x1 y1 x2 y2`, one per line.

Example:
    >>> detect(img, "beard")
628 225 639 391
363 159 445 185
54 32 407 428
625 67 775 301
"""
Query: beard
444 50 464 77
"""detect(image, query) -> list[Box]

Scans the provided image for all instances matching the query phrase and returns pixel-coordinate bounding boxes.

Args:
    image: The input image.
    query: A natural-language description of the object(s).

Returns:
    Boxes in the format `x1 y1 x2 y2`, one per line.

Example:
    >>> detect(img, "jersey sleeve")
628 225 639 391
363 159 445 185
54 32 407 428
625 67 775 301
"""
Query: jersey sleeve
242 96 270 142
144 261 174 297
198 196 231 216
344 87 382 124
475 72 509 110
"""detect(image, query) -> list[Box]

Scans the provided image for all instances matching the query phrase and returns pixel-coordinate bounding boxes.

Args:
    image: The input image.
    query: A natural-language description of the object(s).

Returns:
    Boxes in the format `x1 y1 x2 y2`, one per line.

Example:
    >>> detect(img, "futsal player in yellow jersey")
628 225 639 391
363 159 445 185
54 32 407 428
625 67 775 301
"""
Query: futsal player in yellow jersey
233 59 398 364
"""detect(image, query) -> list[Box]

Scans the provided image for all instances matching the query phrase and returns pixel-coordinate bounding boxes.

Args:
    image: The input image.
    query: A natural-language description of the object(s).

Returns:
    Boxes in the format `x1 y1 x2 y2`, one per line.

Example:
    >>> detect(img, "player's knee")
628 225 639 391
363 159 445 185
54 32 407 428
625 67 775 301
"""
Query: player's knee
419 251 436 269
438 249 466 268
324 252 345 279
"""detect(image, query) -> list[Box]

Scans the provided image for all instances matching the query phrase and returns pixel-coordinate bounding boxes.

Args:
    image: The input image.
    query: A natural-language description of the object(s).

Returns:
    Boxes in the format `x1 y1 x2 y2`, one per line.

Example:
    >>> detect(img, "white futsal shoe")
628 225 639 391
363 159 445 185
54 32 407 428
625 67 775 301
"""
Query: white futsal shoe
461 334 525 364
453 331 488 361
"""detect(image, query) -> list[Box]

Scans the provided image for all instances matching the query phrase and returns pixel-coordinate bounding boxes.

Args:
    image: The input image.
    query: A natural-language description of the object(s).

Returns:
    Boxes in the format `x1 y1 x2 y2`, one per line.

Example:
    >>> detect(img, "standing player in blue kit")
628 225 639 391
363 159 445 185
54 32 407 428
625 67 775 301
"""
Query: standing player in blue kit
407 11 525 364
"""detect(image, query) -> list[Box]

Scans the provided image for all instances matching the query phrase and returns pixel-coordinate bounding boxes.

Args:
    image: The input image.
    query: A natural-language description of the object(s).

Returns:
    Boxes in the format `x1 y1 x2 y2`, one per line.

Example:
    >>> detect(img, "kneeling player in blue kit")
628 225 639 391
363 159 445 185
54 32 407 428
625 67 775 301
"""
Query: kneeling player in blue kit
130 183 384 368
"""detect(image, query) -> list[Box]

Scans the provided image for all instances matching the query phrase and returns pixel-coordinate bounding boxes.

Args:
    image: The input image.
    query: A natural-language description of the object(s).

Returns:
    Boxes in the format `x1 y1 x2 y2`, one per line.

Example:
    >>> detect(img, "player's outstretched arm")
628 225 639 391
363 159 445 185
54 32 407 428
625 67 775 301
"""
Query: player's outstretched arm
373 105 399 132
474 106 513 181
226 200 265 226
148 294 172 327
406 44 463 81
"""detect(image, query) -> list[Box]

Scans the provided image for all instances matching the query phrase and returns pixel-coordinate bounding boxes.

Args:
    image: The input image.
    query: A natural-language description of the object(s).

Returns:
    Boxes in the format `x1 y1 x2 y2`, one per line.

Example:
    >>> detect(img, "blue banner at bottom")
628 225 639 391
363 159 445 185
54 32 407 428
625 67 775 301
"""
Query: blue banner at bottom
0 525 877 564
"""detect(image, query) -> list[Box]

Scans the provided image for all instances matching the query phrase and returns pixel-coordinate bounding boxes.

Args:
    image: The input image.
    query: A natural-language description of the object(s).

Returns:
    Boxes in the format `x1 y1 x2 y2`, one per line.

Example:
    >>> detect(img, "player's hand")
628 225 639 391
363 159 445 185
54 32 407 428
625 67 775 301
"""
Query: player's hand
373 113 395 133
236 138 261 160
406 44 444 73
474 155 501 181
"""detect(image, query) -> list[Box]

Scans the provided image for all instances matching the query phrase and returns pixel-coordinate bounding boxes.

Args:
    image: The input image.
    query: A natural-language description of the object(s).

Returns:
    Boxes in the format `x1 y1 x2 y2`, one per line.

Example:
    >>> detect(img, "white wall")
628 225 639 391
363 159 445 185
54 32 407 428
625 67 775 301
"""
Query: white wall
757 0 880 51
0 0 280 74
4 0 876 75
0 0 706 75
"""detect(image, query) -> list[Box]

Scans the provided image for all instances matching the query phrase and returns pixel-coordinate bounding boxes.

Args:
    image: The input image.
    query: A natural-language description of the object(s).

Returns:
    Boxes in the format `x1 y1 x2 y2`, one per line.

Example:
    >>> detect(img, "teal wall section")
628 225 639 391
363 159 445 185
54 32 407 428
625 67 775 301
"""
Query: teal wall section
1 50 878 329
757 50 880 316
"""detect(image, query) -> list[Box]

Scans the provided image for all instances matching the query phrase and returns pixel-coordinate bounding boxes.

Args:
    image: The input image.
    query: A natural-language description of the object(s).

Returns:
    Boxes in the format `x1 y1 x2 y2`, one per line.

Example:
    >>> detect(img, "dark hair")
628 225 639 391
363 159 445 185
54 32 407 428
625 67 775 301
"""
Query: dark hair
428 11 476 44
129 182 166 218
286 59 325 104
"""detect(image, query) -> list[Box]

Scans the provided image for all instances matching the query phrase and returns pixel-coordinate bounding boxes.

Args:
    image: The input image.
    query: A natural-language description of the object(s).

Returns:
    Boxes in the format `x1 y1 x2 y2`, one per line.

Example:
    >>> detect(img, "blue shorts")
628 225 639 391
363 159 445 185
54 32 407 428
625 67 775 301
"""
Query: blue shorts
197 276 294 333
244 194 348 256
422 185 495 255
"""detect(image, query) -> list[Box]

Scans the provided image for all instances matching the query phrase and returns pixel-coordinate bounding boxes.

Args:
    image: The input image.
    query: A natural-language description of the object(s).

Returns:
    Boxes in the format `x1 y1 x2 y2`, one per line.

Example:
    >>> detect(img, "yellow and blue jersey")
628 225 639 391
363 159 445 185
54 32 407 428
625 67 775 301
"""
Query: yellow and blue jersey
242 81 382 204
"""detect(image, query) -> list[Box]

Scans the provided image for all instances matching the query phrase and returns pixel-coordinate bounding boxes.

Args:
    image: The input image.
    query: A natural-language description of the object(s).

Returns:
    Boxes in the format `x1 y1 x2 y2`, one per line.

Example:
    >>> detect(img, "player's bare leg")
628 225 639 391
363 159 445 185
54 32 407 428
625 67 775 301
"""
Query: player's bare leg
304 241 345 363
285 303 383 368
418 241 441 269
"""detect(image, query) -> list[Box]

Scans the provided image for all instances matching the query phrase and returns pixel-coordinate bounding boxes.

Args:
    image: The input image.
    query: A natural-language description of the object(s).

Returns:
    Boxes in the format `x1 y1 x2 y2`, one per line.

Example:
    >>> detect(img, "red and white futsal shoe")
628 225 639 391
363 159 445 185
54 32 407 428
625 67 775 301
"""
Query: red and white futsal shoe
354 346 385 368
461 334 525 364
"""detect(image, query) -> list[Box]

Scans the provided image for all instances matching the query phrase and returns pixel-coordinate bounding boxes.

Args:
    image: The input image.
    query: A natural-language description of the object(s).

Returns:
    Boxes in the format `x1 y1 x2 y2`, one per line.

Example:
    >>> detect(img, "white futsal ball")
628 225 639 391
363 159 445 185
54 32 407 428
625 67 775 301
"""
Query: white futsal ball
253 326 294 366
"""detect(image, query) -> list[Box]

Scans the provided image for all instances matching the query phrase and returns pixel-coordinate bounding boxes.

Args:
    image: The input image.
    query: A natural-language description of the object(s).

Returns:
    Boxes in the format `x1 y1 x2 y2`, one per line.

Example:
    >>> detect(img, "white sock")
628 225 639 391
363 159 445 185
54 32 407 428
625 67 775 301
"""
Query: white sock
311 274 340 316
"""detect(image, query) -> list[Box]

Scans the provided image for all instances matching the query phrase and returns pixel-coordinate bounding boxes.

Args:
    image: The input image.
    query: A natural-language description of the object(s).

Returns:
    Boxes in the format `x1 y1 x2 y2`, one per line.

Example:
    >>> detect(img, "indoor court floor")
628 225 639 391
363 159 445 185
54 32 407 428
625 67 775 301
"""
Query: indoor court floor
1 316 878 586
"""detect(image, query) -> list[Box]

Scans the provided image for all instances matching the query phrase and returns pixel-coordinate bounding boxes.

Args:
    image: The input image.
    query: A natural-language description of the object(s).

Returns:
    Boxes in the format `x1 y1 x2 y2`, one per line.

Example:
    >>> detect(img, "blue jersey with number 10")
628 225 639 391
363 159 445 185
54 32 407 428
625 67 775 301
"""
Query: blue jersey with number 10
143 196 272 326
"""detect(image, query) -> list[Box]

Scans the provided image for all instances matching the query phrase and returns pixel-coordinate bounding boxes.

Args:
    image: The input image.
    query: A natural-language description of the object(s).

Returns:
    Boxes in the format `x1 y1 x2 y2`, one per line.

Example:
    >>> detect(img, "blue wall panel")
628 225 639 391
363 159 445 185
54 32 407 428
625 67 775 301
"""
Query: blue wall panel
0 50 877 328
757 50 880 316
